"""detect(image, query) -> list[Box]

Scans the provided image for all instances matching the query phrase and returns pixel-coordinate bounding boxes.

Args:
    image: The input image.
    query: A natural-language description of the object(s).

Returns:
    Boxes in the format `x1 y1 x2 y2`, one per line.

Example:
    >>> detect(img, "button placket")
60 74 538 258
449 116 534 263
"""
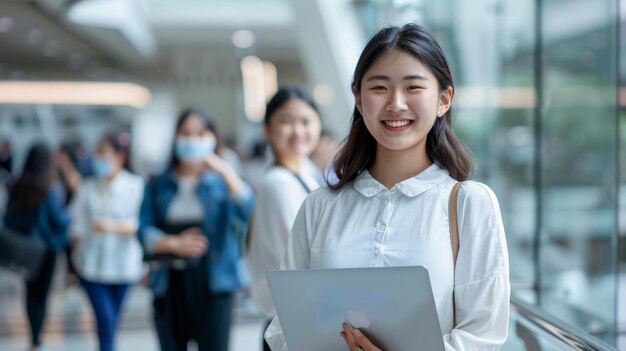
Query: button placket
373 191 392 260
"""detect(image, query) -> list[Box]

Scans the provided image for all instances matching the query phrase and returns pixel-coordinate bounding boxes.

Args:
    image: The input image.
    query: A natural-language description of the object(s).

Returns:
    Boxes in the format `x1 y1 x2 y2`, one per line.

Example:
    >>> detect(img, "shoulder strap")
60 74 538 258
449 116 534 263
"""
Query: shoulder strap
291 172 313 194
449 182 462 266
448 181 462 327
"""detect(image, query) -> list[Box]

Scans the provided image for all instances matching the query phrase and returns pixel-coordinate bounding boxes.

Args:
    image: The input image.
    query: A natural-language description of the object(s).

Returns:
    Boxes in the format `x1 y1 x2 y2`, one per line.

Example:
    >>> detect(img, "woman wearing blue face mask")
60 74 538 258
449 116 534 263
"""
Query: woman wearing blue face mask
69 132 144 351
138 108 254 351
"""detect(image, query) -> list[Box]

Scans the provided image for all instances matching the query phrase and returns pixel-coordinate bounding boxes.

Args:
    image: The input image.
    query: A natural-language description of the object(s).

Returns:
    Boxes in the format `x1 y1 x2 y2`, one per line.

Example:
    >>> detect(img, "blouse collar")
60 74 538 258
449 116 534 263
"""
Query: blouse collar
353 163 449 198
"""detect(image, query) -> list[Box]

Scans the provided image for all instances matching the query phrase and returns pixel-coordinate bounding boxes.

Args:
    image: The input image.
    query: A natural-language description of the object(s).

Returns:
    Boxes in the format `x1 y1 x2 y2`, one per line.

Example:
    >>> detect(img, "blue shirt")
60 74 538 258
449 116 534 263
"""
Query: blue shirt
4 183 71 251
138 169 255 296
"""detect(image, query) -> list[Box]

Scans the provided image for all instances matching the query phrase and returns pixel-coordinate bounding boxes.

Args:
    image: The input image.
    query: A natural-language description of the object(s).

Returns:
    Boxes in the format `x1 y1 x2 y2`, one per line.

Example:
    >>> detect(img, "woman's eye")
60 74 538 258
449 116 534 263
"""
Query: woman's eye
408 85 422 90
371 86 387 91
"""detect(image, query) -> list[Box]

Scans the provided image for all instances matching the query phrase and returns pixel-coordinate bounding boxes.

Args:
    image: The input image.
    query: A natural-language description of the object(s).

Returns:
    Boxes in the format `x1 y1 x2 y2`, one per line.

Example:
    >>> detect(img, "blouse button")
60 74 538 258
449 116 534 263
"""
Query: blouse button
374 248 381 256
378 224 386 232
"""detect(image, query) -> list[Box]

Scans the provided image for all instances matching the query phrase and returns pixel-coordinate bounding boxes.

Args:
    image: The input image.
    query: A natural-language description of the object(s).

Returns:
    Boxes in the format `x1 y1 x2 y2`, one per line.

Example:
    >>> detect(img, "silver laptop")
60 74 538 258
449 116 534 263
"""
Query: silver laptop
266 266 446 351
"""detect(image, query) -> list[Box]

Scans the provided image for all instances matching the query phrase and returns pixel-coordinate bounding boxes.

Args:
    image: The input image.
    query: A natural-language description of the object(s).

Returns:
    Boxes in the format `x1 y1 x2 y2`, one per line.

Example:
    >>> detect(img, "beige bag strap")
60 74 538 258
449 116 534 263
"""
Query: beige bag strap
449 181 462 327
449 182 462 266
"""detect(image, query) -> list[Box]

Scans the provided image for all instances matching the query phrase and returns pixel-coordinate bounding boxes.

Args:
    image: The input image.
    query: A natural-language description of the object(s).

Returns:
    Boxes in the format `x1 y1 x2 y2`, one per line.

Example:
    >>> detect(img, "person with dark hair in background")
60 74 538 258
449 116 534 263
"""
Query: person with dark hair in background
57 142 83 285
58 143 83 206
265 24 510 351
0 139 12 177
246 86 322 351
70 132 144 351
138 108 254 351
4 143 71 351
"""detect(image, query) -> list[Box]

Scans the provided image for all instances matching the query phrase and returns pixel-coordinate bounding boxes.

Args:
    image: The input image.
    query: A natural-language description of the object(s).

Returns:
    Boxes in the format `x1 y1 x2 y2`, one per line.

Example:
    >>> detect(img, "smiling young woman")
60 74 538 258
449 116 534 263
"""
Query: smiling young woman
265 24 510 351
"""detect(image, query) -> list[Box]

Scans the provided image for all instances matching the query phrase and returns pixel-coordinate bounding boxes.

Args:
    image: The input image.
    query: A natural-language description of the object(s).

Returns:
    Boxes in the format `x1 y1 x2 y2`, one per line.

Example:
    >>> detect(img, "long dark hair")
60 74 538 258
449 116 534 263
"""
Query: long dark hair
264 85 319 125
11 143 55 211
330 23 471 190
169 107 222 168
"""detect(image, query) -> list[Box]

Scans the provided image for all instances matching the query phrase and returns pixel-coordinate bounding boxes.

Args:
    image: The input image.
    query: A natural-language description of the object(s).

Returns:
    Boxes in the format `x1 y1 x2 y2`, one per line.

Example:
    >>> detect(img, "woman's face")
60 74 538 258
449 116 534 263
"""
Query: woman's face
175 115 217 166
264 99 322 159
94 139 123 175
355 50 452 156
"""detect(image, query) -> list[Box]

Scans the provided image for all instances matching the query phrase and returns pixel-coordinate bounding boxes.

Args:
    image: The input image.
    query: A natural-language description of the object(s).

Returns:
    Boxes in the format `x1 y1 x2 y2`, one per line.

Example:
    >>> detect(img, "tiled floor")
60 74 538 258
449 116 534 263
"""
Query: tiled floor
0 322 264 351
0 262 265 351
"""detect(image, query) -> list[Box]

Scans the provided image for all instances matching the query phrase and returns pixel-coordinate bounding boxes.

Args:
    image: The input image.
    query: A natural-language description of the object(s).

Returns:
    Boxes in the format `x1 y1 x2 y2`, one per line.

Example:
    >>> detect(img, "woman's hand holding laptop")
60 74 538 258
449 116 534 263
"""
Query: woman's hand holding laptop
341 323 382 351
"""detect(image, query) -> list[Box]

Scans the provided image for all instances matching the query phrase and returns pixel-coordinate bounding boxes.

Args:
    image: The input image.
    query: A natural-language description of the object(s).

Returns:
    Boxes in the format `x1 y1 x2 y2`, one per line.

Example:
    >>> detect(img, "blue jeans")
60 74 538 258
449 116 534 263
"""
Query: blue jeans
80 278 130 351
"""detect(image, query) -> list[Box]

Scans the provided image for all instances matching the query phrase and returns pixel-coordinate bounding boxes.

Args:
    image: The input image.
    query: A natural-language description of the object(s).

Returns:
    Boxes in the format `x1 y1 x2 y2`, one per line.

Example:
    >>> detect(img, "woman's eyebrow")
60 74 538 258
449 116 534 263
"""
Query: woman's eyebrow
365 74 428 82
403 74 428 81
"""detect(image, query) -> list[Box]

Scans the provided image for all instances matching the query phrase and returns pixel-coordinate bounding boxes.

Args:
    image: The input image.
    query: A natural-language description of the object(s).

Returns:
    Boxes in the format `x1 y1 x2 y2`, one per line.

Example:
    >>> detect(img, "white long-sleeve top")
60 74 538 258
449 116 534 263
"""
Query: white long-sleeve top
70 170 145 284
265 164 510 351
247 166 320 317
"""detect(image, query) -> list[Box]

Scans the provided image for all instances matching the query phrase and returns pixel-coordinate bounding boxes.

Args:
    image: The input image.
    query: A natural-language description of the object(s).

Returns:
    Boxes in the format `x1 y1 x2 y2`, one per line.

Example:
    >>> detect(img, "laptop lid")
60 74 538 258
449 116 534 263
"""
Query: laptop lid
266 266 446 351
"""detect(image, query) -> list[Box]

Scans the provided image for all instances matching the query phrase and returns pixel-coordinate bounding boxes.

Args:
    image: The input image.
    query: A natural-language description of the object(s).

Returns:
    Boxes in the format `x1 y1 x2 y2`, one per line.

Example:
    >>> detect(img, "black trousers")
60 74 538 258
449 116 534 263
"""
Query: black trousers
25 249 57 346
153 264 233 351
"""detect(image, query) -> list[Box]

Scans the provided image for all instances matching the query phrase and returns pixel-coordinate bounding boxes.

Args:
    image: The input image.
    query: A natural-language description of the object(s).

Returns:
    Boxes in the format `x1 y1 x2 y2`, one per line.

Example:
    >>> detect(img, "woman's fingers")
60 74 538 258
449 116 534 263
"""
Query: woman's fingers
342 323 358 350
352 328 382 351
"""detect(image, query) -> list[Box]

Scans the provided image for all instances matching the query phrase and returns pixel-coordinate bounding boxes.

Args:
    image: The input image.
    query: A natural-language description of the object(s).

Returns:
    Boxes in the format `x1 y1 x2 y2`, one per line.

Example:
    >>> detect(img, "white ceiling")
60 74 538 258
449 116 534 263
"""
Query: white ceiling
0 0 301 81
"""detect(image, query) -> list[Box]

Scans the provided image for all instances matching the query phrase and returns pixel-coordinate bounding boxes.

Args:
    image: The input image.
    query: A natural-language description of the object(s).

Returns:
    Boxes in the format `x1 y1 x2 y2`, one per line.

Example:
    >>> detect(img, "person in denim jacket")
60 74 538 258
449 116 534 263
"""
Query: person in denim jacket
138 108 254 351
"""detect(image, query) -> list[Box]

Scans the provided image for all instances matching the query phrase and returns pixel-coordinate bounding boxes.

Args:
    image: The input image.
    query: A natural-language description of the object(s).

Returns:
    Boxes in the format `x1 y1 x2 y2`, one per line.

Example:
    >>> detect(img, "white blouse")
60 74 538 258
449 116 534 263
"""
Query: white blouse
265 164 510 351
70 170 145 284
247 166 320 317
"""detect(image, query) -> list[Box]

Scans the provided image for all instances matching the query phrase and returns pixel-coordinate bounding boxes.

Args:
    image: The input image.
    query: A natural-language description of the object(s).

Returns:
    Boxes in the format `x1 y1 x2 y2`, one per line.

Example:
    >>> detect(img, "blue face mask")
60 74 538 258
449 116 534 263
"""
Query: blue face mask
92 157 113 178
175 137 216 161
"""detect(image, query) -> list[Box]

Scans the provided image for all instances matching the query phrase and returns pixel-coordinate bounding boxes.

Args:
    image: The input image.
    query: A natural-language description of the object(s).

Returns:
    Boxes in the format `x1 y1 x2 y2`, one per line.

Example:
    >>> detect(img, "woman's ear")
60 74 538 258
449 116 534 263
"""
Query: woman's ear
352 85 363 115
438 86 454 117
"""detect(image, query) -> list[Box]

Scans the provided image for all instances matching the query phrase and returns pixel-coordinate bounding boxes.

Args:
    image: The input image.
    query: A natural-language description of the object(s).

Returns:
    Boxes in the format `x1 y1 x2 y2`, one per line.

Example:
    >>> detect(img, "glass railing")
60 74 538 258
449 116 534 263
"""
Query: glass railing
503 297 618 351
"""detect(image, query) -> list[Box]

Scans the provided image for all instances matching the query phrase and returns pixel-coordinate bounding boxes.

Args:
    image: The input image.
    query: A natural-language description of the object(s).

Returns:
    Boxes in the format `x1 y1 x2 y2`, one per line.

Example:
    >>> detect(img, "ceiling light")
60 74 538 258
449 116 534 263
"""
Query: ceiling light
0 81 151 108
232 30 256 49
313 84 334 106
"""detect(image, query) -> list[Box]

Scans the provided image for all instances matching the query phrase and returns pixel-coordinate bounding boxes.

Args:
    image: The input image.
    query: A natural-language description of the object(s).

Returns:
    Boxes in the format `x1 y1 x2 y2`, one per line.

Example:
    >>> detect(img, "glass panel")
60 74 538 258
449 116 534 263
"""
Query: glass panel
351 0 620 345
539 0 618 344
618 0 626 349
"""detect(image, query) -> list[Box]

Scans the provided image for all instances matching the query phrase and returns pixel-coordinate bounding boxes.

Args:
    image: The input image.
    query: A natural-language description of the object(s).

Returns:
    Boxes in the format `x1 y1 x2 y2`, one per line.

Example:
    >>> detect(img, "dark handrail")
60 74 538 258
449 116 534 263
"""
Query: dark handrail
511 296 618 351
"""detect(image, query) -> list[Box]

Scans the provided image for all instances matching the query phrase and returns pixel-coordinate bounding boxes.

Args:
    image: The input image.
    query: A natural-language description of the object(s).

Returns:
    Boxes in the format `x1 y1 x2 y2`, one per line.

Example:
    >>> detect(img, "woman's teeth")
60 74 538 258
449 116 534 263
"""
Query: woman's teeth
384 120 411 127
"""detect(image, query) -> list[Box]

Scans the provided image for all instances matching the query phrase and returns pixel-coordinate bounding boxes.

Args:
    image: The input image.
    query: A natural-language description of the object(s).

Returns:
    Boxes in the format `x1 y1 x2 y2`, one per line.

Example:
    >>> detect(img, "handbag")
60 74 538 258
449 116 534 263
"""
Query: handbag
0 227 46 280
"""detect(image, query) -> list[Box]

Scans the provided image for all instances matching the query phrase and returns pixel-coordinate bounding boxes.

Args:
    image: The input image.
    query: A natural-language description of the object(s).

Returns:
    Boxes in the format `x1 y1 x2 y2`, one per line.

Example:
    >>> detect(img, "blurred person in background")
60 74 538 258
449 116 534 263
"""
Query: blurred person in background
241 140 271 190
4 143 71 351
70 132 144 351
200 112 244 177
58 142 83 206
216 136 245 177
0 138 12 219
58 142 83 285
310 128 339 184
138 108 254 351
0 138 13 177
246 86 322 351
